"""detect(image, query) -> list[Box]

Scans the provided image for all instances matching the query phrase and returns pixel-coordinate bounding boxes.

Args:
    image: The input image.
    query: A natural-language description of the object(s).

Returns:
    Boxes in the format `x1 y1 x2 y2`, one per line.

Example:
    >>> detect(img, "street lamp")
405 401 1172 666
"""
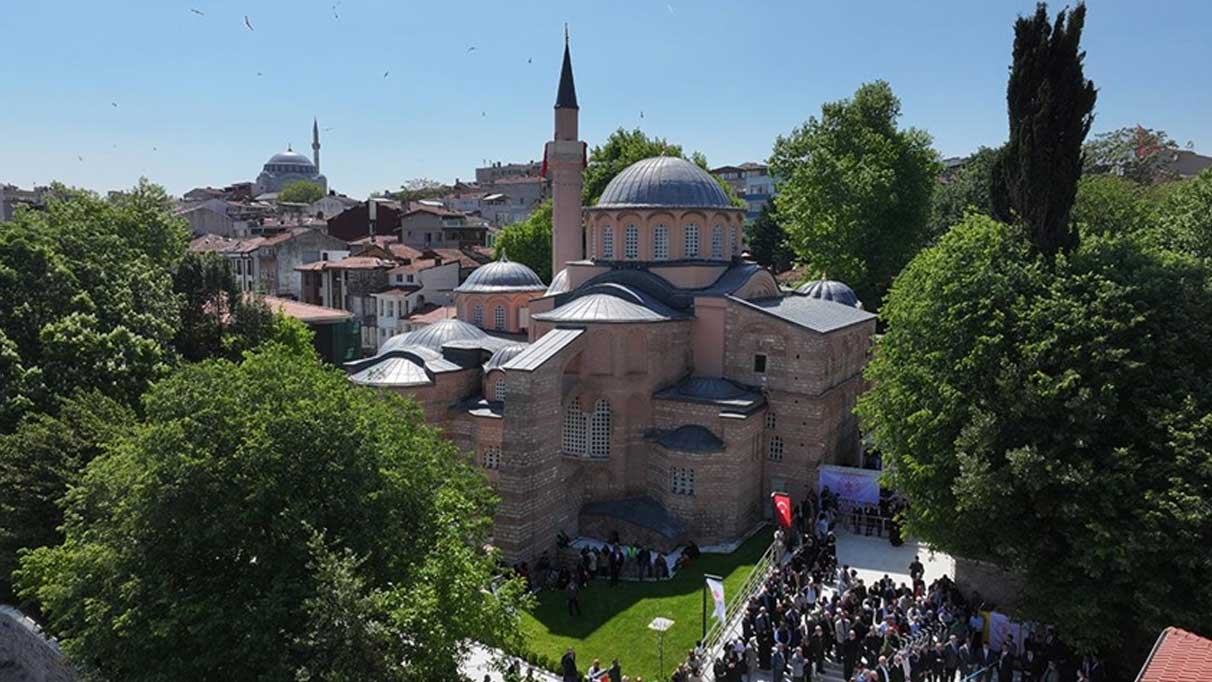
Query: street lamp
648 616 675 679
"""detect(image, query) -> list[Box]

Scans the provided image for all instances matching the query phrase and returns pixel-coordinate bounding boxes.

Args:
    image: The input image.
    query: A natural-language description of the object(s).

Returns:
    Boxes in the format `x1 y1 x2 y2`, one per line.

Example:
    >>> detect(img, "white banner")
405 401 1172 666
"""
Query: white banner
706 577 726 623
818 467 881 505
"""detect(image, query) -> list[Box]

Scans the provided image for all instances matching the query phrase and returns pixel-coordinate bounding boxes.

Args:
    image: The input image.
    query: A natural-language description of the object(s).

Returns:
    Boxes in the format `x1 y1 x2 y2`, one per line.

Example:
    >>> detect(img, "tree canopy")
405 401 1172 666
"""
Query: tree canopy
858 214 1212 666
770 80 939 311
494 199 553 283
278 180 326 204
1083 126 1180 183
1154 169 1212 262
990 2 1096 257
930 146 1002 240
746 200 794 273
16 346 529 682
0 180 187 428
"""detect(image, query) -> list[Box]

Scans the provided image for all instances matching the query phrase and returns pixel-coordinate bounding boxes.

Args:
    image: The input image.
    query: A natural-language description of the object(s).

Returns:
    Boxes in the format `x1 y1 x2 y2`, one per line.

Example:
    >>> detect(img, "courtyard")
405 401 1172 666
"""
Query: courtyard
518 529 773 680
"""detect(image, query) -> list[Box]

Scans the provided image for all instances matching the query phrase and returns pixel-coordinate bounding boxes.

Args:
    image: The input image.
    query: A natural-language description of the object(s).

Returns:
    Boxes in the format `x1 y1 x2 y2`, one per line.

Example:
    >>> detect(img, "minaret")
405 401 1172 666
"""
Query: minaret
312 117 321 172
545 25 584 278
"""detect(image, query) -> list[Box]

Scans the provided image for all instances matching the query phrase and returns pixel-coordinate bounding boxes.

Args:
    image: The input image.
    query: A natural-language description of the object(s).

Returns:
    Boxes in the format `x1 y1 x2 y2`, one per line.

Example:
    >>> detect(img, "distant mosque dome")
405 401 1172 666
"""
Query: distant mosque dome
264 149 316 171
454 252 547 293
596 156 733 209
381 318 488 353
797 278 862 309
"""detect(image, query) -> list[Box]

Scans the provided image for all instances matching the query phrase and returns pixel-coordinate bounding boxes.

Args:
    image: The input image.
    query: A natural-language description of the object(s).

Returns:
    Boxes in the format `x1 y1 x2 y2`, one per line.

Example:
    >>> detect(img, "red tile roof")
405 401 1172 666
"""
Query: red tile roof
325 256 394 270
431 248 483 269
405 304 455 324
1138 627 1212 682
389 258 441 275
258 295 352 324
350 235 399 246
189 234 239 253
387 243 426 261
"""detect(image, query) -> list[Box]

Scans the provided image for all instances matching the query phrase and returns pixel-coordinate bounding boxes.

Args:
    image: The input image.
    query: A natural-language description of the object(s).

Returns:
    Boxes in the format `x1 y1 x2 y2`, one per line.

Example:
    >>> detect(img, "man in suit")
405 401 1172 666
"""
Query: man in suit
810 624 829 675
971 641 995 682
943 634 961 682
771 643 787 682
957 640 974 681
560 648 578 682
876 655 892 682
843 628 861 682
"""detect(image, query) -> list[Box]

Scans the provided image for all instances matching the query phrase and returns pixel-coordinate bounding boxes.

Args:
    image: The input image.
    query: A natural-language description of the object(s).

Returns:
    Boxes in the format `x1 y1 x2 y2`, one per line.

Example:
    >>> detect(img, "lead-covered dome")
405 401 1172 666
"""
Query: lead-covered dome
265 149 314 169
380 318 488 353
595 156 733 209
454 252 546 293
796 278 862 309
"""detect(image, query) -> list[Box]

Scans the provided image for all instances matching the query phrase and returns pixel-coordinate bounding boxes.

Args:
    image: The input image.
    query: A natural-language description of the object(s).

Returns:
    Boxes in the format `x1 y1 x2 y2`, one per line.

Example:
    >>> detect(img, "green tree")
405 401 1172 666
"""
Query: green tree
0 391 134 603
858 214 1212 667
391 177 452 204
1072 174 1160 238
930 146 1002 239
279 180 326 204
172 251 311 362
1083 126 1180 183
746 201 794 273
770 81 940 311
990 2 1097 257
1154 169 1212 261
0 181 184 424
16 346 528 682
495 200 553 283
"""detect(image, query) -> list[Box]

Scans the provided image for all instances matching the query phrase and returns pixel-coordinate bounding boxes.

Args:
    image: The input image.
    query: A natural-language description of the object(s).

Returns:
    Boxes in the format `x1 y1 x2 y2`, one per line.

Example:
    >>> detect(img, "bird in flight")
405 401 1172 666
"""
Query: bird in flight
77 155 84 162
466 46 476 53
244 15 254 31
527 57 532 64
256 71 263 76
189 8 205 16
667 3 675 15
111 102 118 108
481 111 486 117
323 127 334 132
640 111 645 119
383 70 390 79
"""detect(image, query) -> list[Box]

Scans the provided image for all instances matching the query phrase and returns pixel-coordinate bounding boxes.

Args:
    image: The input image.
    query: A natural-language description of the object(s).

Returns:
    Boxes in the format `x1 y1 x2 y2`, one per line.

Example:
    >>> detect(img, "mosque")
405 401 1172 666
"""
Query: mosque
345 35 876 562
253 119 328 196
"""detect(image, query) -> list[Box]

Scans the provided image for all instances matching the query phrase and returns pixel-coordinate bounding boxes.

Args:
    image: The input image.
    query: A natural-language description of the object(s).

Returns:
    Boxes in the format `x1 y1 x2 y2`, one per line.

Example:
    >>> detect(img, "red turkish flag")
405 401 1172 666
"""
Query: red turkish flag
771 492 793 529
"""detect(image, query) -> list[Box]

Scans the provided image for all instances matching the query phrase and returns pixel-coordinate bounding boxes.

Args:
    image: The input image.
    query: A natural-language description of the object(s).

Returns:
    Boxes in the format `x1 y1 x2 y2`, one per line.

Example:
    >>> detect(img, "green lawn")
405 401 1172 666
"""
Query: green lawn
519 529 772 680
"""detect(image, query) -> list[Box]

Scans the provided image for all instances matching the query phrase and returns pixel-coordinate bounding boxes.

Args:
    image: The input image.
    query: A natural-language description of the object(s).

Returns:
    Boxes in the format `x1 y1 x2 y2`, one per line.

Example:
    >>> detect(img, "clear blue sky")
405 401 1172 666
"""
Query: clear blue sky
2 0 1209 198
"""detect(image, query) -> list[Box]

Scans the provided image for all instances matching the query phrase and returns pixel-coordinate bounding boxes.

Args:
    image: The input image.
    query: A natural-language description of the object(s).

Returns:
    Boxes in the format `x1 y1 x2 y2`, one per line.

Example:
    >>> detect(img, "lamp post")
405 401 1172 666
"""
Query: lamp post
648 616 674 679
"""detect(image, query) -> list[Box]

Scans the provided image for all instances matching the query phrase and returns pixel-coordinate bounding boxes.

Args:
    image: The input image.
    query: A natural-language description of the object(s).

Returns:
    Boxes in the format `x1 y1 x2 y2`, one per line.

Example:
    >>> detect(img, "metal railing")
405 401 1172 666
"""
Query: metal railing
699 535 781 656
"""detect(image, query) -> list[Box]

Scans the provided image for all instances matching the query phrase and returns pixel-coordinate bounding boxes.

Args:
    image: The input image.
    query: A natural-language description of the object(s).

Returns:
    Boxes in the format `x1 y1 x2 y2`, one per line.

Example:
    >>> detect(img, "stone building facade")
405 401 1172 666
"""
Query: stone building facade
344 35 876 563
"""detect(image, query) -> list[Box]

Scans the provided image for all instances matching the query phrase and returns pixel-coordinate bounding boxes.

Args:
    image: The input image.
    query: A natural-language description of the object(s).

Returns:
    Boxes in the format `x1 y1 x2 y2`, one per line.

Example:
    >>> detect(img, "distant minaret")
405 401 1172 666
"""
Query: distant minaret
545 25 584 278
312 117 321 172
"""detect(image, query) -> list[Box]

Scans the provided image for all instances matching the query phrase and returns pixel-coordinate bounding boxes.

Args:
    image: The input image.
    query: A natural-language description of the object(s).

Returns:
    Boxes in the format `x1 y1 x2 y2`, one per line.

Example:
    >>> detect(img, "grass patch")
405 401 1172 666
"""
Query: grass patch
519 528 773 679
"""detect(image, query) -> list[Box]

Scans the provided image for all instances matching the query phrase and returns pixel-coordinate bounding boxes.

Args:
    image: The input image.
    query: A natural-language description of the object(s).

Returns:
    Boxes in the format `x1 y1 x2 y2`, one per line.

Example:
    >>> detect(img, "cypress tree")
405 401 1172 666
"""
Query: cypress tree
991 2 1097 257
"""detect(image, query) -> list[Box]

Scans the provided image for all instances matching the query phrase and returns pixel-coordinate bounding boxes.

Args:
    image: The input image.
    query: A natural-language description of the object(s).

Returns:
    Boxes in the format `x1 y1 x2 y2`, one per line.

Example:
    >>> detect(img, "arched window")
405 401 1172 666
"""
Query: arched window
472 303 484 327
589 399 611 458
602 225 614 259
493 304 507 331
624 225 639 260
653 224 669 261
494 377 507 402
766 411 776 430
711 225 724 258
683 224 699 258
562 397 585 455
768 435 784 462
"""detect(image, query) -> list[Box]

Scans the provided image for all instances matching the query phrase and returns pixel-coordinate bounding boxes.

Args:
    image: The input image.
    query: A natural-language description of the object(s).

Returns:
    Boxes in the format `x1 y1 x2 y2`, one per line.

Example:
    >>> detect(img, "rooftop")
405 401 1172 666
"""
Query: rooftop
653 425 726 453
731 294 875 333
1138 627 1212 682
653 376 765 415
259 295 352 324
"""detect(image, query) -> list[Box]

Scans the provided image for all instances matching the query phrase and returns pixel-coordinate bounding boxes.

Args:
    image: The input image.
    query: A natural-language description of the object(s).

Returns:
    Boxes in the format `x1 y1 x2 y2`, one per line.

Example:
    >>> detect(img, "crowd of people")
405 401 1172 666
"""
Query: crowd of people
681 489 1101 682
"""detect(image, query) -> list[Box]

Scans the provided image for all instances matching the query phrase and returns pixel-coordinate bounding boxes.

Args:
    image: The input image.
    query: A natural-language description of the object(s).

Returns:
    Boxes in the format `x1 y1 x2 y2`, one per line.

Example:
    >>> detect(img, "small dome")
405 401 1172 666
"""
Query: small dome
545 268 571 296
595 157 733 209
266 150 314 168
796 278 862 309
484 344 529 371
380 318 487 353
454 252 546 293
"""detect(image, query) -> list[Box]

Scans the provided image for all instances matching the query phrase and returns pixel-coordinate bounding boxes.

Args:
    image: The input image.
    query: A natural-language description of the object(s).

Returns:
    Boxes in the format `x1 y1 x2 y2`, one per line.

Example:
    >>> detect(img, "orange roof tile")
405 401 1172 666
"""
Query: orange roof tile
1138 627 1212 682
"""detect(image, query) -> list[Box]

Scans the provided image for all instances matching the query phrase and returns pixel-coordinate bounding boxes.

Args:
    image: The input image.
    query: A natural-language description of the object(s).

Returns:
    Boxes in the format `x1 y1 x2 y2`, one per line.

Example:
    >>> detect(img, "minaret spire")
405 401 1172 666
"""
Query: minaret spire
546 27 584 277
555 25 578 111
312 117 321 172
